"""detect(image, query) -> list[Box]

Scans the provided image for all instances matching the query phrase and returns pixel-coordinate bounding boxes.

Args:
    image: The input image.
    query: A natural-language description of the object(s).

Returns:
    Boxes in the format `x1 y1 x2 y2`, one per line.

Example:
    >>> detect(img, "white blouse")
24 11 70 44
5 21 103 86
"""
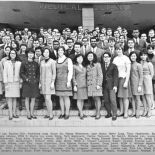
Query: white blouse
113 55 131 78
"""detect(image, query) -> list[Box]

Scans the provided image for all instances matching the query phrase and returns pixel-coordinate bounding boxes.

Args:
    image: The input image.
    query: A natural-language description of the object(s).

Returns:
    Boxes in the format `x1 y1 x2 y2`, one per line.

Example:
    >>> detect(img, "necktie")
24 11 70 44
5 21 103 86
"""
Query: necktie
105 63 108 70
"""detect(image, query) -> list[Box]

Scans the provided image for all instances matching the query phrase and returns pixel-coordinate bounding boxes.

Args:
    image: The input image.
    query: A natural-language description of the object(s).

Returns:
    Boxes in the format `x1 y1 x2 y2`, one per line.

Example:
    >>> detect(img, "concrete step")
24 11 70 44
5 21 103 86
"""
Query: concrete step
0 108 155 116
0 115 155 127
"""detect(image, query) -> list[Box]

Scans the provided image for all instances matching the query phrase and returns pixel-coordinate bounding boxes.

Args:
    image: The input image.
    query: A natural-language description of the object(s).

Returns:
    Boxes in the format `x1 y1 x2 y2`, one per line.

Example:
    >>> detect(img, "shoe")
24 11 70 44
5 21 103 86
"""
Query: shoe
49 116 54 120
27 116 32 120
146 111 152 118
112 116 117 121
44 115 50 119
130 113 136 117
95 115 101 120
91 115 96 117
64 115 69 120
9 117 13 120
13 115 19 118
105 114 112 118
142 110 147 117
117 113 124 117
31 115 37 119
80 116 84 120
58 114 65 119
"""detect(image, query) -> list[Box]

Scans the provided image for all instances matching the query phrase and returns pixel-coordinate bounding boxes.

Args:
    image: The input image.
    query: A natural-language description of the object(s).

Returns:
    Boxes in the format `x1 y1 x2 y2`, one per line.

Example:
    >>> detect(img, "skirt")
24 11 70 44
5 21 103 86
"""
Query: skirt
117 78 132 98
22 82 39 98
56 90 73 96
5 82 20 98
73 87 88 100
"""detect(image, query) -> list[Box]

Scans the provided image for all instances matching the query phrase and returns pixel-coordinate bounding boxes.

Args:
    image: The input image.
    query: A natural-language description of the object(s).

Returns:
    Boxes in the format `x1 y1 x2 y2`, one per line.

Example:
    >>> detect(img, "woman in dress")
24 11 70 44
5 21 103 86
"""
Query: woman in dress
85 52 103 119
55 46 73 120
3 49 21 120
73 54 88 119
20 48 40 119
129 51 143 118
147 44 155 109
113 45 131 118
139 49 154 117
40 48 56 120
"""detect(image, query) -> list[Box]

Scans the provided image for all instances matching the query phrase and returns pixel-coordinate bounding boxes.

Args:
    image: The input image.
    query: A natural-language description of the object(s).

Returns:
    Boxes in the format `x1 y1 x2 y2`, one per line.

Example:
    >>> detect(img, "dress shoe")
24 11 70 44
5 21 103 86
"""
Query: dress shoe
13 115 19 118
49 116 54 120
112 116 117 121
31 115 37 119
95 115 101 120
44 115 50 119
27 116 32 120
105 114 112 118
58 114 65 119
9 117 13 120
64 115 69 120
117 113 124 117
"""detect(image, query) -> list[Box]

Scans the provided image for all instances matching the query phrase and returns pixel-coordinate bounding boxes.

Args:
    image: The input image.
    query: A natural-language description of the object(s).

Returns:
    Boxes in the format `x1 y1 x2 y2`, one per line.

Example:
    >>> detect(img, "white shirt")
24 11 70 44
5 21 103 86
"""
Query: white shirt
113 55 131 78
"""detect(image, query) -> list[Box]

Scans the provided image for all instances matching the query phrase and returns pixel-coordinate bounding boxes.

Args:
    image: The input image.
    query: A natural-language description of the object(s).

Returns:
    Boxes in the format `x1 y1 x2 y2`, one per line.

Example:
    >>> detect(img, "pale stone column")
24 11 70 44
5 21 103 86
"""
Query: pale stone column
82 7 94 31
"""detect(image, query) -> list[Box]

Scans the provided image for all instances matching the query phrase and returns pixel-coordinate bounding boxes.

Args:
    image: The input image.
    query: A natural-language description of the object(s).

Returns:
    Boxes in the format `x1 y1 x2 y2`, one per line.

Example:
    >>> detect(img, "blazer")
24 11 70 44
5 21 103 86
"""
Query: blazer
51 49 58 60
3 60 21 83
101 60 118 90
133 38 146 50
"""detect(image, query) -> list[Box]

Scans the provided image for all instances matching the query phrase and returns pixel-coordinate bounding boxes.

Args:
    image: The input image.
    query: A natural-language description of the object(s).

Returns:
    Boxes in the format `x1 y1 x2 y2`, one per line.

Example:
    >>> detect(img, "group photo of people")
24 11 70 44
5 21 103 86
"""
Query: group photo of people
0 25 155 121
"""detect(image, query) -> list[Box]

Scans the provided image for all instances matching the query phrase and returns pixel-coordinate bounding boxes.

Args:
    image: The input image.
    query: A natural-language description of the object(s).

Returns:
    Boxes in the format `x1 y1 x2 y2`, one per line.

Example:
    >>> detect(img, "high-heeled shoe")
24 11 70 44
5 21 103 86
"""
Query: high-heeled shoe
13 115 19 118
58 114 65 119
44 115 50 119
31 115 37 119
9 116 13 120
95 115 101 120
64 115 69 120
142 110 147 117
49 116 54 120
27 116 32 120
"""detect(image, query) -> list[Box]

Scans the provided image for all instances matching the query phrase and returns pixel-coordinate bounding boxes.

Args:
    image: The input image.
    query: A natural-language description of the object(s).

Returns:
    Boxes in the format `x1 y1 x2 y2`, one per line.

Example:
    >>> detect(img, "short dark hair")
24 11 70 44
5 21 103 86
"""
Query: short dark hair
74 42 82 48
25 48 35 57
103 52 112 58
139 48 148 59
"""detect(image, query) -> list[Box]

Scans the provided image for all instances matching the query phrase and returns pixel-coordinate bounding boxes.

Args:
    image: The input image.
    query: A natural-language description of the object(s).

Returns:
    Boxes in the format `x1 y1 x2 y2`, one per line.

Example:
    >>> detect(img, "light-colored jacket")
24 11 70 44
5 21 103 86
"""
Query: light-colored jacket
3 60 21 83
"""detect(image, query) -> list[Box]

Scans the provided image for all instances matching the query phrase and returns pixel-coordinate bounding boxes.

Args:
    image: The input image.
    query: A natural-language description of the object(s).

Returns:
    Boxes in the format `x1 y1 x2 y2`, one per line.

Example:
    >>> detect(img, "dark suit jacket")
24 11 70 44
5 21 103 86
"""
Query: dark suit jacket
65 48 75 58
133 38 146 50
124 49 140 57
101 59 118 90
50 50 58 60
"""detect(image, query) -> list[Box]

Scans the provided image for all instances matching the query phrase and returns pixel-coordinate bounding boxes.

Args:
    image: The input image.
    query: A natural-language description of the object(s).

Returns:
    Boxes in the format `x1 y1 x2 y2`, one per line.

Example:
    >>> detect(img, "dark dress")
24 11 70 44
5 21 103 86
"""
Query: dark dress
20 60 40 98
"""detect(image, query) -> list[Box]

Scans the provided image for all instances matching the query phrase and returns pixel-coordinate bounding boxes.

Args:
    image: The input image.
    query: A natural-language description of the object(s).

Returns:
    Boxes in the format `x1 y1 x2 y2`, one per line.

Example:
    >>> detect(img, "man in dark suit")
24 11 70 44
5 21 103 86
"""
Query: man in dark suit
132 29 146 50
124 39 140 58
69 42 83 61
106 37 117 61
86 37 105 62
101 52 118 120
65 38 75 57
51 40 60 60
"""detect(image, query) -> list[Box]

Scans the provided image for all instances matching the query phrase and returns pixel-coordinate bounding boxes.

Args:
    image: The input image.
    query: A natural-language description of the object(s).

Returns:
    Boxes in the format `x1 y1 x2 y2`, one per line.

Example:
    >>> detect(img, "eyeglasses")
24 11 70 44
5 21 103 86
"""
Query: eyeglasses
103 56 109 58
